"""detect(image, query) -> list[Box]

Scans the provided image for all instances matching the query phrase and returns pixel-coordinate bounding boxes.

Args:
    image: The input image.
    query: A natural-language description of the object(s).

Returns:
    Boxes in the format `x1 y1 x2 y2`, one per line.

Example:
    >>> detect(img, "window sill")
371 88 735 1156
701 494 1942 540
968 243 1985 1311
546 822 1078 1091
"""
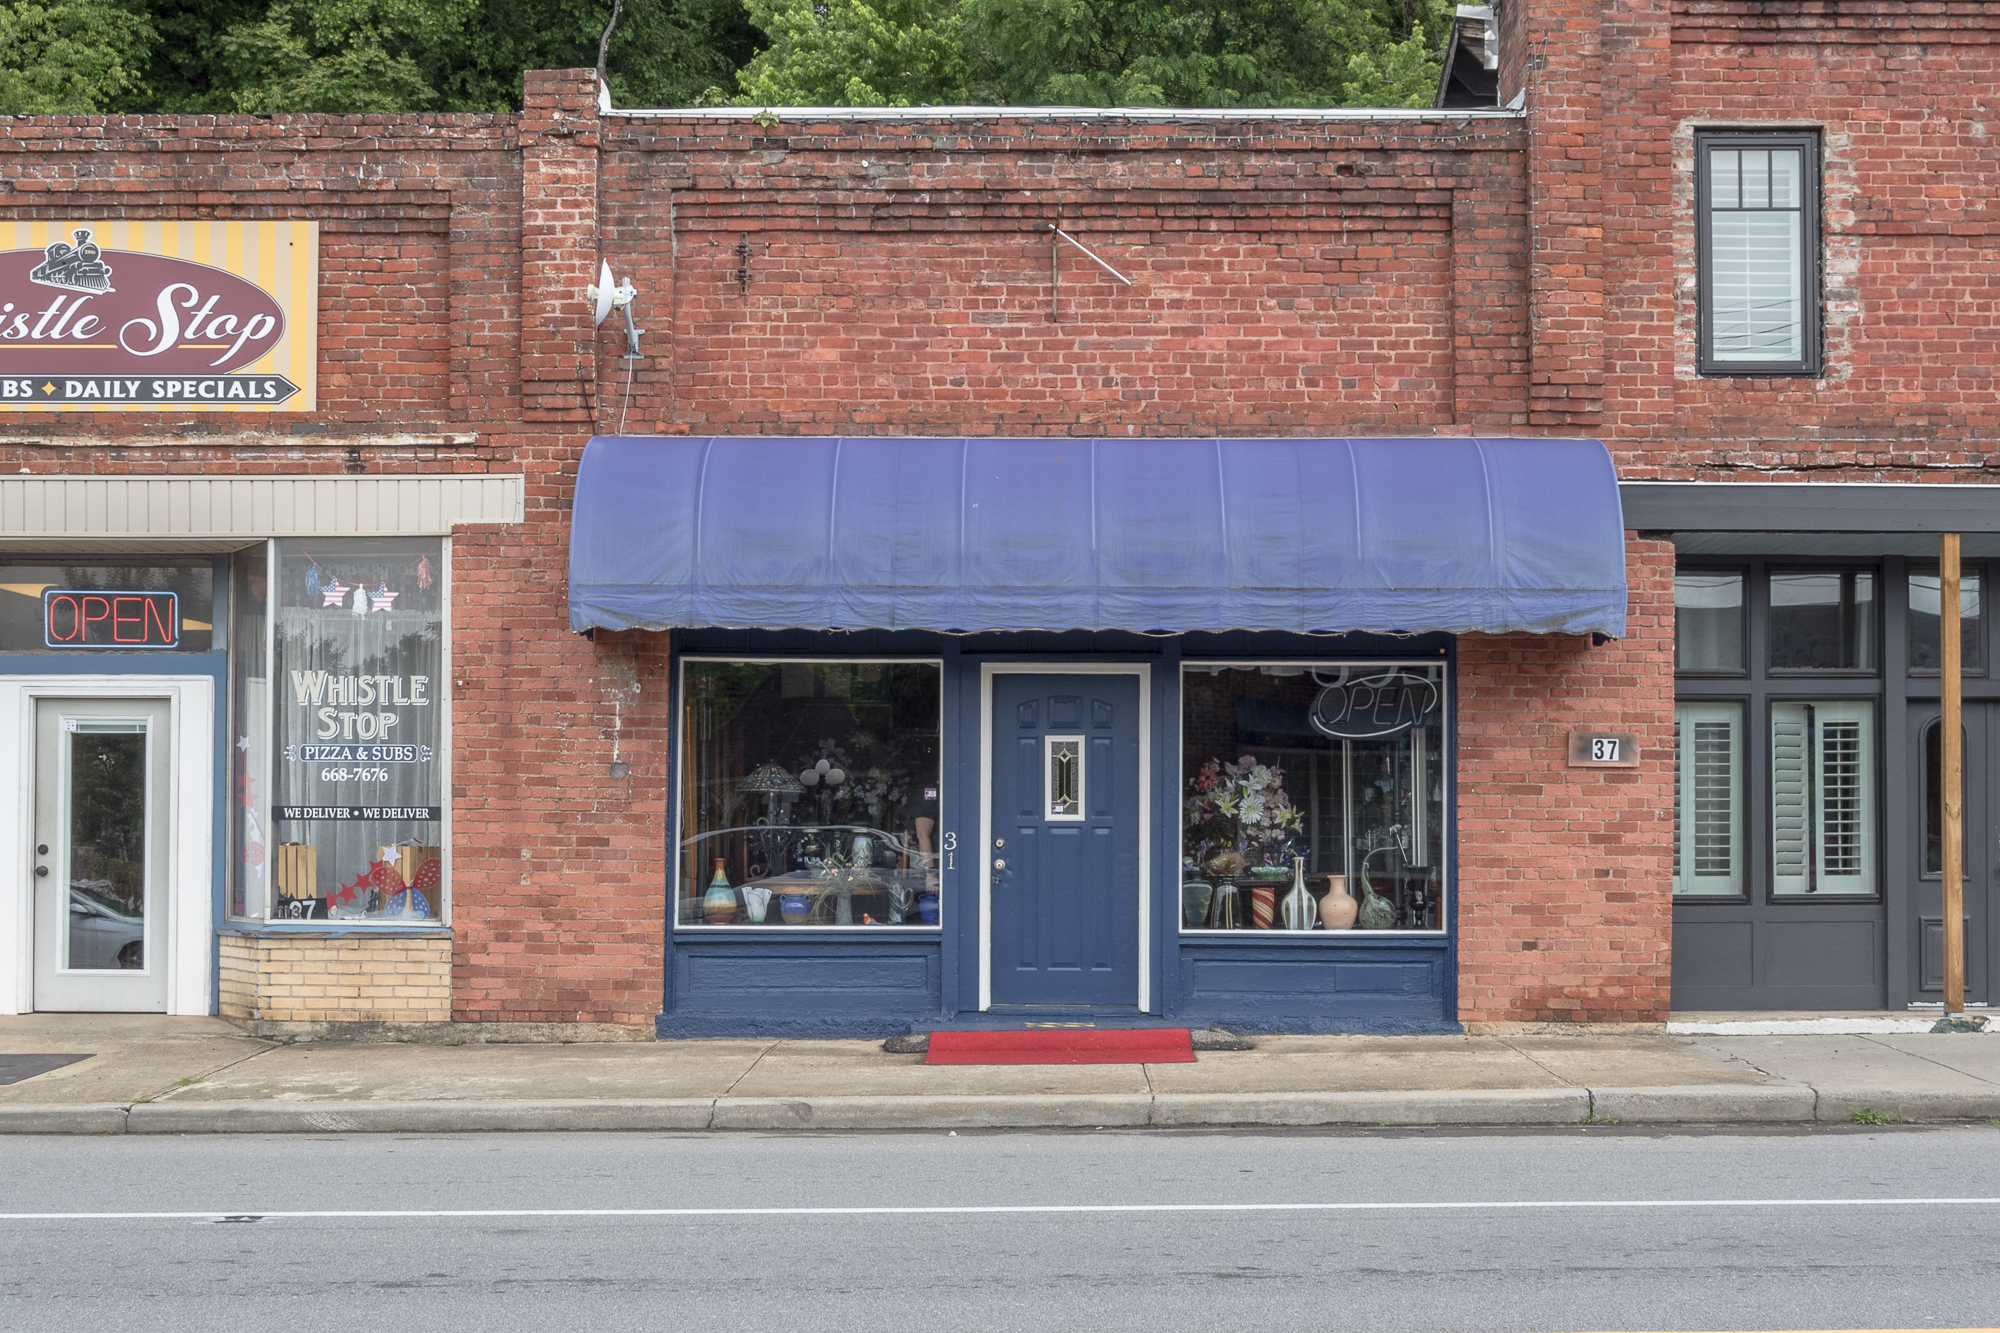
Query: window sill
222 921 451 939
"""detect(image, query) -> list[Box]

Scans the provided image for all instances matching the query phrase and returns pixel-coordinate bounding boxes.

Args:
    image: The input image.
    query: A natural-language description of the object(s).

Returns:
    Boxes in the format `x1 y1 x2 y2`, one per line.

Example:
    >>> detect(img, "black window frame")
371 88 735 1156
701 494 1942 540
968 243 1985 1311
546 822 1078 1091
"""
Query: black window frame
1695 128 1823 379
1675 556 1887 906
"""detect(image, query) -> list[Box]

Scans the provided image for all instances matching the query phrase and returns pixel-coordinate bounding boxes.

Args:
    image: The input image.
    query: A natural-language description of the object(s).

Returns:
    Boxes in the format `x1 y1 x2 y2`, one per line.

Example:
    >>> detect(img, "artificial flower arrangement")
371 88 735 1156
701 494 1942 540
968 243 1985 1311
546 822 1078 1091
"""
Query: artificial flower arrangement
1185 754 1305 871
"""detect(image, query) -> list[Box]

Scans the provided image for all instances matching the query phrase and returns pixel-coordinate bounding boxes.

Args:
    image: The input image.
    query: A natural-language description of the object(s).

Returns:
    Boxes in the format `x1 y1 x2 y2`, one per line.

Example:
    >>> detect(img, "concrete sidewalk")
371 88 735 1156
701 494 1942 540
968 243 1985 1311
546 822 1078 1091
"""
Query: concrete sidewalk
3 1014 1998 1134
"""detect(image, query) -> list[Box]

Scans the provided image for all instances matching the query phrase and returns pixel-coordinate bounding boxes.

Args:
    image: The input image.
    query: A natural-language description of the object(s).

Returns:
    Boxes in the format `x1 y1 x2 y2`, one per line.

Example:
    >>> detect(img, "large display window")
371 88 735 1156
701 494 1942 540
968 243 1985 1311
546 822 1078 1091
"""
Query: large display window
677 659 942 928
1180 662 1447 934
231 537 447 922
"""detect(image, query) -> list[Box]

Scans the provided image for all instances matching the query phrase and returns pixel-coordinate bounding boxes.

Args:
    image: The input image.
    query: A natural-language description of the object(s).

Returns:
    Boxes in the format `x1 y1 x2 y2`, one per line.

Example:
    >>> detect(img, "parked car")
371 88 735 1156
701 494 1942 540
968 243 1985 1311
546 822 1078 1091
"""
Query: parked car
69 884 143 970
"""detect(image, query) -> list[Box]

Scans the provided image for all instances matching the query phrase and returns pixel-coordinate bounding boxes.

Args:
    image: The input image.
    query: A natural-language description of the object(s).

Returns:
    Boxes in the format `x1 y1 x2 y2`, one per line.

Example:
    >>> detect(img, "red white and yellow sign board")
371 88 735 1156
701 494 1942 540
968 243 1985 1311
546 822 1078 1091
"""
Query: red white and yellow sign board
0 220 317 412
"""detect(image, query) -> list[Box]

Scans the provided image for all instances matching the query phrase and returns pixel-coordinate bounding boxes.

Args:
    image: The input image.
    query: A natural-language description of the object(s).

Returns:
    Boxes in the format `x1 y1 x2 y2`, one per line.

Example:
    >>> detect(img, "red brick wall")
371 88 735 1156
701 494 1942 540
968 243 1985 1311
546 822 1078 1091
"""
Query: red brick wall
1454 537 1675 1024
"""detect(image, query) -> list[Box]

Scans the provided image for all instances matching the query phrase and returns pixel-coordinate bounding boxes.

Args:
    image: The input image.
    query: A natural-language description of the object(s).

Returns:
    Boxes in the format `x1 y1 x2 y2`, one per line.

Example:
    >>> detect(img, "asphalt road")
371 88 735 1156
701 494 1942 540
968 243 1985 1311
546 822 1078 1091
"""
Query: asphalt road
3 1125 1998 1333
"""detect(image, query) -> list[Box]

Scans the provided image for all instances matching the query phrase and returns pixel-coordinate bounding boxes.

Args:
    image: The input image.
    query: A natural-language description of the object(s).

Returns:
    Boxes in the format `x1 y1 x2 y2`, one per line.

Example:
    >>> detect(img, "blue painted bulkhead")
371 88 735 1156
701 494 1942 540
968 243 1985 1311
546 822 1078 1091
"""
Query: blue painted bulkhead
657 628 1459 1038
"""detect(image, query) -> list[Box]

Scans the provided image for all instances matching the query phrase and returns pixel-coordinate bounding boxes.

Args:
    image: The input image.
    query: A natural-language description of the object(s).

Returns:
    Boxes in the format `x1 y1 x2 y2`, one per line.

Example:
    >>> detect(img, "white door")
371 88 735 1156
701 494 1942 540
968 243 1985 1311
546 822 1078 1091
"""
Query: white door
32 698 172 1012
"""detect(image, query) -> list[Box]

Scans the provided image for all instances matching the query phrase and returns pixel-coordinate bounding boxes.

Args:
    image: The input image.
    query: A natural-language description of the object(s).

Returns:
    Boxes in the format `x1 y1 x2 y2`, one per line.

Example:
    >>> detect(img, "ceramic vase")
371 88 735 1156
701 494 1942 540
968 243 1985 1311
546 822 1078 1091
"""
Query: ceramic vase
702 858 738 925
741 884 772 924
917 893 941 926
779 893 811 925
1248 883 1276 930
1318 874 1358 930
1280 856 1318 931
1209 882 1240 929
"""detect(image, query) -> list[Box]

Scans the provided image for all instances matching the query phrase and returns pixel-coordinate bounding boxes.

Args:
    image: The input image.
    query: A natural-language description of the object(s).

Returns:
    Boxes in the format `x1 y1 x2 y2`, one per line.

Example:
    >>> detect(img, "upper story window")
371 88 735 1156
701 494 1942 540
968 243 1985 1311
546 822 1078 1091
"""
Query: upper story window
1696 130 1821 377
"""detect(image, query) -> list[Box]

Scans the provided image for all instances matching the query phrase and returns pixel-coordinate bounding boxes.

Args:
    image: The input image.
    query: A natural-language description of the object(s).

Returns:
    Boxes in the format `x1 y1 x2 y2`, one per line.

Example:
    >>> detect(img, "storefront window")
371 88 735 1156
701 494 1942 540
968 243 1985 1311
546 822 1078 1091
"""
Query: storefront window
236 538 448 921
0 560 214 652
1674 571 1744 672
1769 570 1876 671
678 660 942 927
230 547 270 917
1673 701 1744 895
1770 700 1876 895
1180 663 1446 933
1908 568 1983 673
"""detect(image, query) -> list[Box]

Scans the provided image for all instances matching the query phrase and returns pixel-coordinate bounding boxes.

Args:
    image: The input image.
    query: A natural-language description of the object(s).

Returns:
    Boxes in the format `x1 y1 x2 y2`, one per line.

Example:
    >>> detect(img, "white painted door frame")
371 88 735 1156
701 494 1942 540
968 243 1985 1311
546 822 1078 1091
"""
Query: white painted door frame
1 676 214 1015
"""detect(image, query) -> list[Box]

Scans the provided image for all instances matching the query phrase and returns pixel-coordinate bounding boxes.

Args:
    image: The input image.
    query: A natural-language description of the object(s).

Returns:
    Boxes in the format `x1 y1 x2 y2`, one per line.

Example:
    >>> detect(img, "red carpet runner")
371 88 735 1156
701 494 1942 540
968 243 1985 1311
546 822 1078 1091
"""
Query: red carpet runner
924 1028 1195 1065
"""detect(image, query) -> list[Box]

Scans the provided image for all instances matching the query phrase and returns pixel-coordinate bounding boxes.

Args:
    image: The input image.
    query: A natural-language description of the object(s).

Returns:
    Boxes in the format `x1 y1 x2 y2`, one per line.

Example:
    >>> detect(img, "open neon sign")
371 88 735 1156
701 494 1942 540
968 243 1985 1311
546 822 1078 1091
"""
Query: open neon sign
43 590 179 648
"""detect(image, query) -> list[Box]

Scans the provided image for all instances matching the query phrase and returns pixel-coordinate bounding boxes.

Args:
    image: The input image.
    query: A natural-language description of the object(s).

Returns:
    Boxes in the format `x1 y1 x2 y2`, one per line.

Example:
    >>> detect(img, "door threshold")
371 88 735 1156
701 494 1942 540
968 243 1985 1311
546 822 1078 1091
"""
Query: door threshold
914 1009 1179 1032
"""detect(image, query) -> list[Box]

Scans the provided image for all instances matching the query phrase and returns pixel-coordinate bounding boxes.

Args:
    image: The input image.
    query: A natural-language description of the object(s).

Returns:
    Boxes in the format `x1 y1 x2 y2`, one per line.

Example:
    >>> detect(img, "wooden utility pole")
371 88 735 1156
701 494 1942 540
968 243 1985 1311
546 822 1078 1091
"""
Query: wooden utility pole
1942 532 1966 1017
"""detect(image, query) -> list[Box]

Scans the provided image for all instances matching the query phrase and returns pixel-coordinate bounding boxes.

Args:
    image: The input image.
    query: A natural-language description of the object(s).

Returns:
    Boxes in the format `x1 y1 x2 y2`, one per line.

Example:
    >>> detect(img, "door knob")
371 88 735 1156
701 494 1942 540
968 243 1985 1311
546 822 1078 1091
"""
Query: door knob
35 866 49 877
992 859 1006 871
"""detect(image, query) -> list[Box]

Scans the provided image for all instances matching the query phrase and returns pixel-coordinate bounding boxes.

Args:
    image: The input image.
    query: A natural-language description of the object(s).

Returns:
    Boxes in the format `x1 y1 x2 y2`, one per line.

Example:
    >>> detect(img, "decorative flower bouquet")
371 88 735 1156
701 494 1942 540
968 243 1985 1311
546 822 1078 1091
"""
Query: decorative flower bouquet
1185 755 1305 871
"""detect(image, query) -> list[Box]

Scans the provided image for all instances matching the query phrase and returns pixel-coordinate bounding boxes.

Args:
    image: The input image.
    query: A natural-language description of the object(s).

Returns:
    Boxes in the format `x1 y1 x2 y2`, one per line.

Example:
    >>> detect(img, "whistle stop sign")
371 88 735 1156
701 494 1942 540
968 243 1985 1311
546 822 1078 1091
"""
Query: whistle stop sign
43 590 179 648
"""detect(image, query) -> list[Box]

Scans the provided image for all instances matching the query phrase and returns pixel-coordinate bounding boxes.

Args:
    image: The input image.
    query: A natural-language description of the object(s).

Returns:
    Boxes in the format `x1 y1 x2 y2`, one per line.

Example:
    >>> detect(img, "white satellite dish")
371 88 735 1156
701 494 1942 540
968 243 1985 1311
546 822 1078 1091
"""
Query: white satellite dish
583 260 644 358
586 259 618 327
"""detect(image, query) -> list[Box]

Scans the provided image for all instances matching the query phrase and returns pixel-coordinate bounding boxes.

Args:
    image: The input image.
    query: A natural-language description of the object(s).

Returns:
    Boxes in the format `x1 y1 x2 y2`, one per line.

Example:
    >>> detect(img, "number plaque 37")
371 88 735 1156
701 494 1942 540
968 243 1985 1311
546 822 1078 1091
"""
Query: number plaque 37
1568 732 1640 768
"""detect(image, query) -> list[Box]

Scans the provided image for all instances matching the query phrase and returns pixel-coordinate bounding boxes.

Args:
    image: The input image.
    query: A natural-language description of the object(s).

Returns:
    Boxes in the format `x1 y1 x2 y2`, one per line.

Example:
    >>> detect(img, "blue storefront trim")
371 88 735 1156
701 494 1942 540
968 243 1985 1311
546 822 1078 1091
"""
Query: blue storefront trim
656 628 1459 1039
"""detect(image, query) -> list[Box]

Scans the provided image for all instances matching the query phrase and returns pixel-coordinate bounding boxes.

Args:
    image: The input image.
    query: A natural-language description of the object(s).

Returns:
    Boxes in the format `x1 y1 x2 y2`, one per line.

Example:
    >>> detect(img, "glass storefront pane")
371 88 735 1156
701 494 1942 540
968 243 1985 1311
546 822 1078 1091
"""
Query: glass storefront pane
1674 701 1743 895
1908 569 1983 673
1771 700 1876 895
679 661 942 927
1675 571 1745 672
0 560 214 652
1769 570 1876 670
230 546 271 918
1180 663 1446 932
66 720 149 970
269 538 446 920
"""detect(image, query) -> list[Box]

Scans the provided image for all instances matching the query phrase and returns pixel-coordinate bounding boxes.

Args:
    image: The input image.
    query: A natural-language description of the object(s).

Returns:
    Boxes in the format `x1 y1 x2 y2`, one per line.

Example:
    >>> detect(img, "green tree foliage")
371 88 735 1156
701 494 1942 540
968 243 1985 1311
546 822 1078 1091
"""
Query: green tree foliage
957 0 1451 108
0 0 156 113
18 0 1449 116
732 0 965 107
123 0 757 114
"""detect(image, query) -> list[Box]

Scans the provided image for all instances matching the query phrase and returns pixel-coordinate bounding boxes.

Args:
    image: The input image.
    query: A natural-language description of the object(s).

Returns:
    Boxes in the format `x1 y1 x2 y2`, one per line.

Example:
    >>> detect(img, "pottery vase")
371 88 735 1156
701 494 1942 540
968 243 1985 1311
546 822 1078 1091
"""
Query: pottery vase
917 893 941 926
702 858 738 925
1356 866 1396 930
1248 883 1276 930
1209 881 1240 929
779 893 811 925
1280 855 1318 931
1318 874 1358 930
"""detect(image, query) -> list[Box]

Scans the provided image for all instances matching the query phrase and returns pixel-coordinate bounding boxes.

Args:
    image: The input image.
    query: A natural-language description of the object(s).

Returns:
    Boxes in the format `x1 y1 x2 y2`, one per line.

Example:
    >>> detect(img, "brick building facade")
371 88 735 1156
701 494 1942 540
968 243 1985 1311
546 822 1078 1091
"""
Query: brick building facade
4 0 1993 1032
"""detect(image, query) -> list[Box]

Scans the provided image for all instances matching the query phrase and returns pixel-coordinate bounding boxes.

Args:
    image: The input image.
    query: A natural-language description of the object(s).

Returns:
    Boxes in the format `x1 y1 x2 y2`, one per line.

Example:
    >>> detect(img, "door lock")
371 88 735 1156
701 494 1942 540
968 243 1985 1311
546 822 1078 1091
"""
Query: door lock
992 859 1006 871
35 866 48 877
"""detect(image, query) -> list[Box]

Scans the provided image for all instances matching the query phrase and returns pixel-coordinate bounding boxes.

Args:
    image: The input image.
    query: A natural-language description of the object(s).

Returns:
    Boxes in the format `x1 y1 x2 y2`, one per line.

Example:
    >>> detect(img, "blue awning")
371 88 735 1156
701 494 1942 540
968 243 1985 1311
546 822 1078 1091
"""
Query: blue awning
568 436 1627 637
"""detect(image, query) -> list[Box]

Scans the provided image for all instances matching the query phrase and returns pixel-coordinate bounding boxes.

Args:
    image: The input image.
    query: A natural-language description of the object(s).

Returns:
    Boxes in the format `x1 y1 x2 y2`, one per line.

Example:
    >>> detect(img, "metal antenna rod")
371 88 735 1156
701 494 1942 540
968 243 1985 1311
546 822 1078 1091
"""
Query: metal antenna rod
1048 225 1134 285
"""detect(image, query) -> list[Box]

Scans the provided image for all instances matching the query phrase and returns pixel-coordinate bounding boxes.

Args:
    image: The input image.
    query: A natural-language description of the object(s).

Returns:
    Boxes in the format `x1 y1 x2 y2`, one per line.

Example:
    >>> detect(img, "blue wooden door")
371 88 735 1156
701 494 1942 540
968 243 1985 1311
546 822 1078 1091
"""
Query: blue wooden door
988 673 1142 1007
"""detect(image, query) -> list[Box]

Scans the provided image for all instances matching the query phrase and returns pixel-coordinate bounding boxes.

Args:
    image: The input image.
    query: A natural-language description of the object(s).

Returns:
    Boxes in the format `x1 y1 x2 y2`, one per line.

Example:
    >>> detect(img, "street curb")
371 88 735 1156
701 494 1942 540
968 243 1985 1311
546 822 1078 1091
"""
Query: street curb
1148 1089 1588 1126
4 1085 1999 1133
1813 1088 2000 1124
0 1104 129 1135
713 1095 1155 1130
124 1099 717 1134
1588 1084 1818 1124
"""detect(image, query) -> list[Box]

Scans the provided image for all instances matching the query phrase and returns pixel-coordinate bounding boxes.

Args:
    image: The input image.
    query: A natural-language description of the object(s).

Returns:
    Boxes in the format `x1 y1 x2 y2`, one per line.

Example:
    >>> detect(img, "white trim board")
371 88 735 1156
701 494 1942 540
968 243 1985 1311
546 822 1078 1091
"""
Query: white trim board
0 676 214 1016
979 663 1152 1013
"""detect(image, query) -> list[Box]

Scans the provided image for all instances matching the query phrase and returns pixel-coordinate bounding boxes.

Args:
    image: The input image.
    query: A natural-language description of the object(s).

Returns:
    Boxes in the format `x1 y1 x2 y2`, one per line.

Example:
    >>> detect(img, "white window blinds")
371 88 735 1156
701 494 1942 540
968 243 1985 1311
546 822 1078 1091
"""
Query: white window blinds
1707 147 1806 363
1771 700 1876 895
1674 702 1743 895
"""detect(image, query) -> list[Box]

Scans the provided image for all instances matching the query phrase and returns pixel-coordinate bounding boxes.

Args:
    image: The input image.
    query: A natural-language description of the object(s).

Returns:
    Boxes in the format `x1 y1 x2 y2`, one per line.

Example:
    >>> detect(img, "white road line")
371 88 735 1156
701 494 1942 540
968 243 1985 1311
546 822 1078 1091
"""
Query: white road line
1 1197 1999 1221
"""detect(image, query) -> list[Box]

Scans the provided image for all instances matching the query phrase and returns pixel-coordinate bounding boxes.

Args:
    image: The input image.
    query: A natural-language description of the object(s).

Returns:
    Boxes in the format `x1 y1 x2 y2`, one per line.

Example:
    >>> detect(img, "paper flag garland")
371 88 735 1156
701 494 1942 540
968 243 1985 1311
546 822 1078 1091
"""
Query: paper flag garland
370 583 398 613
417 556 433 590
320 578 349 608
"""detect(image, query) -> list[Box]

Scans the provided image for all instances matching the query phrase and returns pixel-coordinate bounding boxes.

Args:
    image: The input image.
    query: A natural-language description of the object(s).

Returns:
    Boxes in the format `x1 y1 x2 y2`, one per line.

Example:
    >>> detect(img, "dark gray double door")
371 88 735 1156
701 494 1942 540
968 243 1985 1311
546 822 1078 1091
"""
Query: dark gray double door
1905 702 1996 1006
